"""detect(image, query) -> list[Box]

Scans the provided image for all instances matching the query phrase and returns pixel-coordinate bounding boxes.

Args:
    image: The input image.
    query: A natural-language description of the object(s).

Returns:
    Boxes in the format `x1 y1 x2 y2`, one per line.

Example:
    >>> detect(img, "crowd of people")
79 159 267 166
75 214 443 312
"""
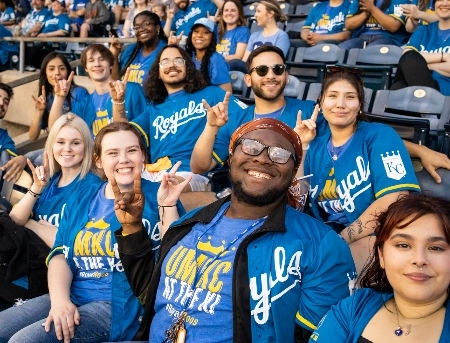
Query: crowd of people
0 0 449 341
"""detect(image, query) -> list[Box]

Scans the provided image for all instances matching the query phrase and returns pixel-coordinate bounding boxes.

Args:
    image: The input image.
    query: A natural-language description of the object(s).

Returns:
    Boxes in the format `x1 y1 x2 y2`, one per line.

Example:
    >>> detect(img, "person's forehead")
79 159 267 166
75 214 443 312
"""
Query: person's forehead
87 50 103 59
241 128 294 151
135 16 152 24
160 48 182 60
251 52 283 69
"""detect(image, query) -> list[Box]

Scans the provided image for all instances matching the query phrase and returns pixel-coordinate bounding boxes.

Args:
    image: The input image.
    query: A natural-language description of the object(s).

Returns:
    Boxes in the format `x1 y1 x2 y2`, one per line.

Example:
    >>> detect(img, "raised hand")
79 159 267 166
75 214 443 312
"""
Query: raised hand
53 71 74 98
294 104 319 146
110 35 122 58
111 166 144 232
32 85 47 111
207 9 220 22
44 300 80 343
166 5 175 19
168 30 184 45
202 92 230 128
109 68 129 102
157 161 192 206
28 151 50 189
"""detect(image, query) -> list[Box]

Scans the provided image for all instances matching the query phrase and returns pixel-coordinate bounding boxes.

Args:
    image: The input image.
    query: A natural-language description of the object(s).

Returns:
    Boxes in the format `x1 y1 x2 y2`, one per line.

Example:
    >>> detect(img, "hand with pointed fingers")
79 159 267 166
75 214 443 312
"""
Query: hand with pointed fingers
32 85 47 111
207 9 220 22
1 155 27 182
158 161 192 206
202 92 230 129
167 6 175 19
44 301 80 343
109 68 129 102
294 104 319 146
111 166 144 231
168 30 184 45
110 36 122 58
53 71 74 98
28 152 50 189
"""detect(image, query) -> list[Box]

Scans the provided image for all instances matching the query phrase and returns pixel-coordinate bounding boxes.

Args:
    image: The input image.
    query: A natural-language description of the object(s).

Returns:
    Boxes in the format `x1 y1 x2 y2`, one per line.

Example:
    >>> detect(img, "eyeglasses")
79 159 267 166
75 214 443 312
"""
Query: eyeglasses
248 64 287 77
133 21 155 32
237 138 296 164
326 66 364 77
159 57 186 68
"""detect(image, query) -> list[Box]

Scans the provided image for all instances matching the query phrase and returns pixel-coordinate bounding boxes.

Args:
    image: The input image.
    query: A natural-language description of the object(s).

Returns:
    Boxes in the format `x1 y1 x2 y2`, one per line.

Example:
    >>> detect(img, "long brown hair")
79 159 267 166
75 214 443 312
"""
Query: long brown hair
217 0 247 41
360 193 450 292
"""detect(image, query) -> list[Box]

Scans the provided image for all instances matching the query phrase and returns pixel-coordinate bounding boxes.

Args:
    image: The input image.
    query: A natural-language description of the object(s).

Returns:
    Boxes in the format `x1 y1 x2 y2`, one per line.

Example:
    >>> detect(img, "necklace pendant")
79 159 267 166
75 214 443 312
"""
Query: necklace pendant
332 154 338 161
394 327 403 336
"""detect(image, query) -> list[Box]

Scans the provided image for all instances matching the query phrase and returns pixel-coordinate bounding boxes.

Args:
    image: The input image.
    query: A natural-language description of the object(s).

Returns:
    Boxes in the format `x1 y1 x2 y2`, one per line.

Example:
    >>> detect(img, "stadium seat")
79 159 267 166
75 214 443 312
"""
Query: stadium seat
443 122 450 158
306 83 373 111
279 2 294 15
289 2 317 19
229 70 250 98
339 44 402 93
284 75 307 99
370 86 450 151
243 3 257 18
287 44 346 83
286 20 305 43
414 161 450 200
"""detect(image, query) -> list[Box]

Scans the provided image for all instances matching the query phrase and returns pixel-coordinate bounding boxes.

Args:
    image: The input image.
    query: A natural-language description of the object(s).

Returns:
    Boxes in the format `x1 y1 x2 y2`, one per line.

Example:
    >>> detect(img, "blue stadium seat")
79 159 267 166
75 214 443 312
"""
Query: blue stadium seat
243 3 257 18
414 162 450 200
289 2 317 19
284 75 307 99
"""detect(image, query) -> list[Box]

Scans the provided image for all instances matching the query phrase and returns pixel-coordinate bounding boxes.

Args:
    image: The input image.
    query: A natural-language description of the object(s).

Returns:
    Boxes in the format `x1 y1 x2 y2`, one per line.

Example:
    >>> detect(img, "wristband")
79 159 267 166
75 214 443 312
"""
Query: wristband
158 204 177 225
28 189 41 198
302 144 310 151
111 99 125 105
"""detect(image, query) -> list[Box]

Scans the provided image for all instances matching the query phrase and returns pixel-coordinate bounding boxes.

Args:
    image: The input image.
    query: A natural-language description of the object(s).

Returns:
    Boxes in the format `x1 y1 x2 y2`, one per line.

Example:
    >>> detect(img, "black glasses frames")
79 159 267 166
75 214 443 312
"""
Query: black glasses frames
248 64 287 77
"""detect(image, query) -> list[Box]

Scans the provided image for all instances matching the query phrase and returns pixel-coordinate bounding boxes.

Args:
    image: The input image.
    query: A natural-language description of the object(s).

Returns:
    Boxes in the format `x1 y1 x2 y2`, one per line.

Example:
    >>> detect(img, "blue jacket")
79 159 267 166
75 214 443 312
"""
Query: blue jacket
47 179 181 341
310 288 450 342
116 196 356 342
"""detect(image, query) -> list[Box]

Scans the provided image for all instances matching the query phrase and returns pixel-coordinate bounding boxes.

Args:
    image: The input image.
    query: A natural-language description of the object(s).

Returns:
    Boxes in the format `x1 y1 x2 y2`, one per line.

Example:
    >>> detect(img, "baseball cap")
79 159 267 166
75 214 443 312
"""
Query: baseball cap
52 0 66 7
192 18 215 33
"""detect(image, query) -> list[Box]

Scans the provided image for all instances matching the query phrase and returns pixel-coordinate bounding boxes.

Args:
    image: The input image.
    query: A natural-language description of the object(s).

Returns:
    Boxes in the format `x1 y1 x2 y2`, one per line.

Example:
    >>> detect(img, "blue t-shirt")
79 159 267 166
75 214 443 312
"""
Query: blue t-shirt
171 0 218 35
119 40 167 86
212 98 326 168
33 171 100 227
405 21 450 96
193 51 231 86
22 7 51 35
150 203 265 343
303 1 349 35
131 86 247 172
42 13 71 35
0 24 18 65
347 0 408 45
216 26 250 56
246 29 290 57
71 82 148 137
0 7 15 23
0 127 16 157
70 0 89 25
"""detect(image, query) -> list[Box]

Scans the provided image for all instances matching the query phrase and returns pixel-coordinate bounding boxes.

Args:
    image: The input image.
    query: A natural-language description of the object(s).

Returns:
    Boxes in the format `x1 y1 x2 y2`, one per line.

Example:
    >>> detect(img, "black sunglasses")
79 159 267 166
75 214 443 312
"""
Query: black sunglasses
237 138 296 164
326 66 364 77
248 64 287 77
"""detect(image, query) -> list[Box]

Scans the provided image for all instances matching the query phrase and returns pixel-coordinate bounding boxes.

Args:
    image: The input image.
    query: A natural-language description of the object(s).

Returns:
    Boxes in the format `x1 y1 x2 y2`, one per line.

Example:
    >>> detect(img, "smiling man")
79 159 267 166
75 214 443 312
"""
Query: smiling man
49 44 148 137
110 44 246 191
114 118 356 343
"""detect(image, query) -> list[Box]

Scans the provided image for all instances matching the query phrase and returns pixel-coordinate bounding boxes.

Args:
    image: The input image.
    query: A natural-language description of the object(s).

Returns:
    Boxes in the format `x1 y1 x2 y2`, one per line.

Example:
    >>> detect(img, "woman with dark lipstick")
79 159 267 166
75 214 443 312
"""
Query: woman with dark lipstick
309 193 450 343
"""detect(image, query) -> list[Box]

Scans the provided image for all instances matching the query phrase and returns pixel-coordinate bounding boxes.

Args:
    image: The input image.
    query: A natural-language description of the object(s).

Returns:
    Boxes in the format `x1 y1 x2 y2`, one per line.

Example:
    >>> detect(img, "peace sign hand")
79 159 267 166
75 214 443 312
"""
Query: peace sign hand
53 71 74 98
110 35 122 58
28 151 50 190
32 85 47 111
168 30 184 45
157 161 192 206
111 165 144 233
202 92 230 129
109 68 129 102
294 104 319 146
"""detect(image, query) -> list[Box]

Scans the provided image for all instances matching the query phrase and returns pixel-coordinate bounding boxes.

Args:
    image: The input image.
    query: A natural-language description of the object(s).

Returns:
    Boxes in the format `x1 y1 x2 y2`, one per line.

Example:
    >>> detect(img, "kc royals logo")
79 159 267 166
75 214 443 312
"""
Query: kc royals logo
381 151 406 180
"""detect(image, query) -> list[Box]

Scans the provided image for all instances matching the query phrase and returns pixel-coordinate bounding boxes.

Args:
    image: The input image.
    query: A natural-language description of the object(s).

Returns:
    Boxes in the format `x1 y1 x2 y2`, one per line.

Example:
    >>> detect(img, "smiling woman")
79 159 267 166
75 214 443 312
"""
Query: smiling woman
309 193 450 343
110 11 168 85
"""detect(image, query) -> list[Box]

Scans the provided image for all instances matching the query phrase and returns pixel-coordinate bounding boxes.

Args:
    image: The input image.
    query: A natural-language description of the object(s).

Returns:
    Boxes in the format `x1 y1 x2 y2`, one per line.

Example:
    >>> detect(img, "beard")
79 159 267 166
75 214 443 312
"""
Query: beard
252 79 286 101
230 177 289 206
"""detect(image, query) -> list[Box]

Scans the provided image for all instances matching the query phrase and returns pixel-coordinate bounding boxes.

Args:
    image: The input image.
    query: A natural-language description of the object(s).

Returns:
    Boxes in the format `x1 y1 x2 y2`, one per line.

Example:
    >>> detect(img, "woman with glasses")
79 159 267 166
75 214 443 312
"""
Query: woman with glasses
110 11 167 85
122 0 151 37
309 193 450 343
390 0 450 95
186 18 232 92
296 67 420 274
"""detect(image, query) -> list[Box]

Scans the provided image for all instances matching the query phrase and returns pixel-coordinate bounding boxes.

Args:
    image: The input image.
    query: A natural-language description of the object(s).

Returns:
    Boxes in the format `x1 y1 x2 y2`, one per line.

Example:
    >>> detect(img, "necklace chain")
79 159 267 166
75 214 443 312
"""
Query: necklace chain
393 302 444 337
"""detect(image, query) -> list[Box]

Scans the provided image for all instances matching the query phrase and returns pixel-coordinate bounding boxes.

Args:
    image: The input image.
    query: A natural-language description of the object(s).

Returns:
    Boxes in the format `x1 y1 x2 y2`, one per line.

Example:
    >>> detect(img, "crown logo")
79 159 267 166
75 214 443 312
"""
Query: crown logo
197 237 228 256
129 63 141 70
96 109 108 118
86 217 110 230
381 150 400 162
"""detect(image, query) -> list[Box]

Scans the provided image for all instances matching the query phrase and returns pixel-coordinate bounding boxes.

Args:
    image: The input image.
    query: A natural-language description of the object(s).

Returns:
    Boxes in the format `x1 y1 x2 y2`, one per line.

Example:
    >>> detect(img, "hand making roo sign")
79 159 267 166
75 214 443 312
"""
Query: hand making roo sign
109 68 130 103
28 151 50 188
53 71 75 98
32 85 47 111
294 104 320 147
202 91 230 129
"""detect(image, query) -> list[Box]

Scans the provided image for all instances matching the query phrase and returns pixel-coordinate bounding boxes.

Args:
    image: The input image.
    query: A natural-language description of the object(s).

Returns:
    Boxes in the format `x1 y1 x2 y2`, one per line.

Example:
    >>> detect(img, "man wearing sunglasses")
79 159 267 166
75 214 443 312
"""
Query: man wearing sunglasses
114 118 356 343
191 44 328 175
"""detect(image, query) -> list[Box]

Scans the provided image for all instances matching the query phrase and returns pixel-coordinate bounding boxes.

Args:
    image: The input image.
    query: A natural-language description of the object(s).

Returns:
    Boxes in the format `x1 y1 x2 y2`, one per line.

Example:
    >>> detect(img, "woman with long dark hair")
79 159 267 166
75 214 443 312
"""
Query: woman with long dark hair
185 17 231 92
110 10 167 85
309 193 450 342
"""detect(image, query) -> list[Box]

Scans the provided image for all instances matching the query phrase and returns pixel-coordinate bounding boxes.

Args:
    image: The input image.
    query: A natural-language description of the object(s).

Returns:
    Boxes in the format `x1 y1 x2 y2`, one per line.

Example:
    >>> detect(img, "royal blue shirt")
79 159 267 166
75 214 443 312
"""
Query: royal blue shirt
405 21 450 96
303 1 349 34
0 7 15 23
193 51 231 86
171 0 218 35
216 26 250 57
41 12 71 35
22 7 51 35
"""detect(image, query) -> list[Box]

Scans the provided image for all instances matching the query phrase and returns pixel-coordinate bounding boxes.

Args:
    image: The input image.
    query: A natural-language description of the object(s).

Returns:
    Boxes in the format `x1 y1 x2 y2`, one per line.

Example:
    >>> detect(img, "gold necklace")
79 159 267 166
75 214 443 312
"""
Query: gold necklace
394 303 444 336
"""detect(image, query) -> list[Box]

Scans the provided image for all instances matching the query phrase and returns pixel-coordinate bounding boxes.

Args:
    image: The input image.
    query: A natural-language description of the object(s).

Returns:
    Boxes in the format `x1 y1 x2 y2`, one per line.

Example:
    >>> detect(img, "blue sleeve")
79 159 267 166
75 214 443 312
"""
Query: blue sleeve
347 0 359 16
209 53 231 85
125 83 148 121
405 25 426 50
0 129 17 156
276 31 291 57
236 26 250 43
119 43 137 70
2 7 16 22
131 106 151 148
309 294 354 342
303 5 319 28
297 230 356 332
58 14 71 34
367 125 420 198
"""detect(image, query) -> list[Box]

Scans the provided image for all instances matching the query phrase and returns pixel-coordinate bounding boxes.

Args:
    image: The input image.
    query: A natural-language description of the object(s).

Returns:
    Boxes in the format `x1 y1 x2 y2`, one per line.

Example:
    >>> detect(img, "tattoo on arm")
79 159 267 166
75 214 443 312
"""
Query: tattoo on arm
356 219 364 234
346 226 355 242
